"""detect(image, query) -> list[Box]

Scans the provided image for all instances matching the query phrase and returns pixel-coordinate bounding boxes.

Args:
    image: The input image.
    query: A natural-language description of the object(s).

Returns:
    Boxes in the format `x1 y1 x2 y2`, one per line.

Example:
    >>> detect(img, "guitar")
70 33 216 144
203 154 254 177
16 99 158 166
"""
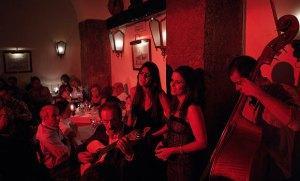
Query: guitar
80 127 151 176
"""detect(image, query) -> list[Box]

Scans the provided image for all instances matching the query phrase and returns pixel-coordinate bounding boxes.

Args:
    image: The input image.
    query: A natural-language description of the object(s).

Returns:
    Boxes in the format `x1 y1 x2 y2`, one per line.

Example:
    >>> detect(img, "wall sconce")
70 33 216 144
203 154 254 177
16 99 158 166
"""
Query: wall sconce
149 17 166 57
109 30 124 57
55 41 66 57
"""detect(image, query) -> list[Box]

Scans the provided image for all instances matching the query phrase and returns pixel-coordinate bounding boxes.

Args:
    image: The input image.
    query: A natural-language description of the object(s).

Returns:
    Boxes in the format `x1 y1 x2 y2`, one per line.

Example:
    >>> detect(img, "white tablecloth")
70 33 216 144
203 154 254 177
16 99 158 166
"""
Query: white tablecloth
59 110 101 145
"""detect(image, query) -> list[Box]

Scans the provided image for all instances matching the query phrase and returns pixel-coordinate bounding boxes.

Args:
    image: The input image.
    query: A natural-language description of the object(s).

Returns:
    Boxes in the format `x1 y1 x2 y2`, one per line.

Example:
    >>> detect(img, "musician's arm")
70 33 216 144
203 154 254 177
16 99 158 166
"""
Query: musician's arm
117 137 134 161
258 90 300 130
242 79 300 130
78 151 93 163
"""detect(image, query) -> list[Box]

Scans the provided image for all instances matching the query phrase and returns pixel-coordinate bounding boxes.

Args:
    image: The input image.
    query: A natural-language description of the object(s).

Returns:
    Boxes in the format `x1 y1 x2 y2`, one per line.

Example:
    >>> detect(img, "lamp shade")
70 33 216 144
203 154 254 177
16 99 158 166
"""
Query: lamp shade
149 17 166 56
161 18 166 47
109 30 124 56
55 41 66 57
149 18 161 47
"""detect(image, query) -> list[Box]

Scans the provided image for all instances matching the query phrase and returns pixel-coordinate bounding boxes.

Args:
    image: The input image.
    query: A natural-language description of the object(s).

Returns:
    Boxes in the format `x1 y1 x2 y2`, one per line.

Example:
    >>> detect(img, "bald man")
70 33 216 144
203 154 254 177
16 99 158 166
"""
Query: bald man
36 105 71 169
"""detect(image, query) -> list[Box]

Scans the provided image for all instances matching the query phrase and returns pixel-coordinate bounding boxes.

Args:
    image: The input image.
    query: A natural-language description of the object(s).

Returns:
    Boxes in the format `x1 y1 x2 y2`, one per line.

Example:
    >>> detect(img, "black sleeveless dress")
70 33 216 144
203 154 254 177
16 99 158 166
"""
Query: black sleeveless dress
164 115 202 181
133 106 166 181
134 107 164 131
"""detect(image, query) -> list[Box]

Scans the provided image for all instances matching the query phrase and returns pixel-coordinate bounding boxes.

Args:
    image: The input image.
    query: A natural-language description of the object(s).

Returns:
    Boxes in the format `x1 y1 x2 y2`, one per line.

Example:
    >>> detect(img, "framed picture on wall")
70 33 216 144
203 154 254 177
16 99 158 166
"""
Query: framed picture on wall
130 39 151 70
2 50 32 73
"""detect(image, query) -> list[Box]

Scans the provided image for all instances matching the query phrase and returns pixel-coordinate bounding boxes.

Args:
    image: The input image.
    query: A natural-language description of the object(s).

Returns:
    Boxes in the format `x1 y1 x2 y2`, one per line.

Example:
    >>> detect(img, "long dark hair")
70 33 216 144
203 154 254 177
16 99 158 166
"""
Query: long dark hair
131 61 163 121
171 66 196 118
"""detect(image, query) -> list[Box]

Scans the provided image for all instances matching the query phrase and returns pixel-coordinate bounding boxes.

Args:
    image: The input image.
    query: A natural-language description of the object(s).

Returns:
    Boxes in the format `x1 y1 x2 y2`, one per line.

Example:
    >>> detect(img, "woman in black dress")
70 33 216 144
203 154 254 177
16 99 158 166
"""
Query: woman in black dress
127 61 170 180
155 66 207 181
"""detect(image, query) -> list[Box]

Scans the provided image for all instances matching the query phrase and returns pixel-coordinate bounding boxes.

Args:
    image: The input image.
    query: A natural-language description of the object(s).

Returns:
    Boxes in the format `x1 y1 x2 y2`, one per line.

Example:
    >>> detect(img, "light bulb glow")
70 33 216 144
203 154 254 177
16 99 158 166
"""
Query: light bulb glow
57 46 64 54
70 104 75 111
53 87 59 92
10 53 24 59
115 39 123 50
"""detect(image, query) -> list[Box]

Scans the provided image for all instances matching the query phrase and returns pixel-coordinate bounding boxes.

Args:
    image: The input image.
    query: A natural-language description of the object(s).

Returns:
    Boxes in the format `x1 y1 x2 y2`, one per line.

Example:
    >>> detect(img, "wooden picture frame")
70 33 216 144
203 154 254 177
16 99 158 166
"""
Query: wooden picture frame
131 39 151 70
3 50 32 73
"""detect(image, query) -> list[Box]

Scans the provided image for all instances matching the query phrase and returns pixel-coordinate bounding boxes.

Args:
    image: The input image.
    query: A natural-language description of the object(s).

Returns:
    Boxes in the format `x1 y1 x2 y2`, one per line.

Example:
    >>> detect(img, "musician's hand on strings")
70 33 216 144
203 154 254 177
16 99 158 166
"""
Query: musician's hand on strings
155 147 175 161
239 78 262 98
116 137 134 160
78 151 93 163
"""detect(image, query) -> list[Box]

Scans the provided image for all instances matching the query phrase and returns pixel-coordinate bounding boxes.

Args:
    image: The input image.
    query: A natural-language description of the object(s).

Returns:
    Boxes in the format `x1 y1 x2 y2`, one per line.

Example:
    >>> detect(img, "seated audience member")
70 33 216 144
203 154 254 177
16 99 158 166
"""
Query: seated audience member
0 106 14 136
113 82 129 116
113 82 129 103
70 76 83 101
90 84 102 108
29 76 52 121
7 76 26 101
58 86 72 103
0 106 39 180
36 105 75 179
59 74 72 96
78 102 136 181
29 76 52 105
55 101 77 138
0 85 33 139
0 86 32 122
100 86 114 104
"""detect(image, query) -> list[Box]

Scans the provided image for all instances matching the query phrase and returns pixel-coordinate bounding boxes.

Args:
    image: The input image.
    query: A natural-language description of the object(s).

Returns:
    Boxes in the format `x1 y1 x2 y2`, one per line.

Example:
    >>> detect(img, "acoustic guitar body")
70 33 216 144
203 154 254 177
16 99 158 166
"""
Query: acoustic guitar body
80 140 106 176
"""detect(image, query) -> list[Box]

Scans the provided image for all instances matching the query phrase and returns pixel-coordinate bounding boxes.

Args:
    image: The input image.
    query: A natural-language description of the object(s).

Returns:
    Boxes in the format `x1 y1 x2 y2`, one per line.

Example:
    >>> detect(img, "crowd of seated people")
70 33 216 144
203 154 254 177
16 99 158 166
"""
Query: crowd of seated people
0 63 211 181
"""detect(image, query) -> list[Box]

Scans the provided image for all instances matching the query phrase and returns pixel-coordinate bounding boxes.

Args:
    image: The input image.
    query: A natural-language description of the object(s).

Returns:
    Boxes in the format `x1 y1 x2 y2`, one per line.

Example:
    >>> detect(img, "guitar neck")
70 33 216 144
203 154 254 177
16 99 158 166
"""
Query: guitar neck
91 127 149 162
96 142 118 156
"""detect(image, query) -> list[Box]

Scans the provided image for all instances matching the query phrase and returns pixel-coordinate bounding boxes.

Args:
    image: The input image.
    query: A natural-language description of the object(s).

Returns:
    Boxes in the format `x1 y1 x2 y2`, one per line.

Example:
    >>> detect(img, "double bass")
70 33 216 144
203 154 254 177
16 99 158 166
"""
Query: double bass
208 15 299 180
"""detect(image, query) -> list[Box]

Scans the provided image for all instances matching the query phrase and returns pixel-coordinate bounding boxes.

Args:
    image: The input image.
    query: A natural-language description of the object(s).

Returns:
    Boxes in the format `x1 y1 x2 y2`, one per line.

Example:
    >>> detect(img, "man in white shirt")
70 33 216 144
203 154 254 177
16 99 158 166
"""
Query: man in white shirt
36 105 71 169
